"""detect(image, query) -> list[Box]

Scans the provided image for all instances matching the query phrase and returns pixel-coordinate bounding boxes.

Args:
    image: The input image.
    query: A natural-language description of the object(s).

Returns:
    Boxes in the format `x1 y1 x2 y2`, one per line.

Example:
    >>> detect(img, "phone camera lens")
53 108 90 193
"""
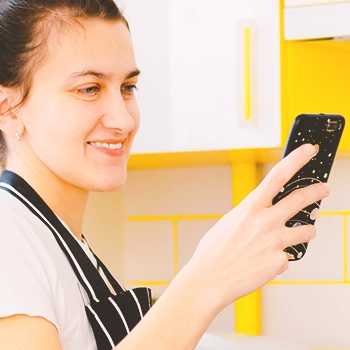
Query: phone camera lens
326 121 338 132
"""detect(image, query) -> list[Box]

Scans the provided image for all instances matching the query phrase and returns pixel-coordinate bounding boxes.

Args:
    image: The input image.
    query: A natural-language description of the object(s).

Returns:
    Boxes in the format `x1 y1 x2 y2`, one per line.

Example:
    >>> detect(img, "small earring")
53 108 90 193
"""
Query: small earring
15 132 21 141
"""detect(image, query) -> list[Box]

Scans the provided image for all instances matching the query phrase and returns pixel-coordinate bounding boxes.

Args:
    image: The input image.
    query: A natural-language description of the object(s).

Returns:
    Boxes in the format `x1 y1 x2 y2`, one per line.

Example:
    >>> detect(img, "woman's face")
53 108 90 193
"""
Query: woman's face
16 19 140 192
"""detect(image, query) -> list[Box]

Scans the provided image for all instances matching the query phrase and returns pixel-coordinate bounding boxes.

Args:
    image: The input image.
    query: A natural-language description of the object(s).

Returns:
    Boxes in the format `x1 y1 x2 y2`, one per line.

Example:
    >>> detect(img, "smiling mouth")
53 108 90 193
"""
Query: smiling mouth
88 141 123 150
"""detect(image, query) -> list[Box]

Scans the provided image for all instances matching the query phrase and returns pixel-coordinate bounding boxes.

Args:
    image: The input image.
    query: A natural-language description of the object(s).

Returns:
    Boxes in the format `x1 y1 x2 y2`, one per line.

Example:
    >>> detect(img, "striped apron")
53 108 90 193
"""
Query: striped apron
0 170 152 350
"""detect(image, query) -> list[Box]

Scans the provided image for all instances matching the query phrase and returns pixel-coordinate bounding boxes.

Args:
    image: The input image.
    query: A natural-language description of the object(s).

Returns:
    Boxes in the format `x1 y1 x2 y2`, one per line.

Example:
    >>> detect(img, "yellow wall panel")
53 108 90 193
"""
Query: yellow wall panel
283 39 350 150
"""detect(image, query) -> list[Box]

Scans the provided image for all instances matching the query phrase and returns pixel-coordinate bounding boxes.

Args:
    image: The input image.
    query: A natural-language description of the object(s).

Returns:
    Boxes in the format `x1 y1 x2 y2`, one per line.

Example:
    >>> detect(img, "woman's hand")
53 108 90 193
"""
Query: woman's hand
187 143 329 311
117 144 330 350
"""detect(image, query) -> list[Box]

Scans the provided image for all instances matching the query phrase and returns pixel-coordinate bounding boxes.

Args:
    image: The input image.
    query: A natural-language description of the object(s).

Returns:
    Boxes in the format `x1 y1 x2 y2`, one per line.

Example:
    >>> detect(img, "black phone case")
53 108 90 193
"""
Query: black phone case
272 113 345 261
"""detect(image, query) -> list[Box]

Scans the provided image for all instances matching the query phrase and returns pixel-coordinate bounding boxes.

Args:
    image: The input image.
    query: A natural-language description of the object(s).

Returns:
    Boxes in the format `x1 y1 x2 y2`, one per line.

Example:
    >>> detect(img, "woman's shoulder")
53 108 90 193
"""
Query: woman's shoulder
0 189 61 265
0 189 96 349
0 189 39 233
0 188 28 215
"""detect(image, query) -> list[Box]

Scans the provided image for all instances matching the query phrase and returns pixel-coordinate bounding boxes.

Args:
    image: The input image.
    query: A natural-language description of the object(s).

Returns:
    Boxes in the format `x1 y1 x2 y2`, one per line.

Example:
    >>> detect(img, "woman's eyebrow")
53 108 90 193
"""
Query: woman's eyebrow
66 70 112 81
65 69 141 82
125 69 141 79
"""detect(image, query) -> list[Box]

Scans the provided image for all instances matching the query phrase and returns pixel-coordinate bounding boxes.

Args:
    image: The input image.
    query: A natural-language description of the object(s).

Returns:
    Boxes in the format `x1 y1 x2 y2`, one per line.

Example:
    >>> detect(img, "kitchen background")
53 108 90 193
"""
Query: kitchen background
83 0 350 348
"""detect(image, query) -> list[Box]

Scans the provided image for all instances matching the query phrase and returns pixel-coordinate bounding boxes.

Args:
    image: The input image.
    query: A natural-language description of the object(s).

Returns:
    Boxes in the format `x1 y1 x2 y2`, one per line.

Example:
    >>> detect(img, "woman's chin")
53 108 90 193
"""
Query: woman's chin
90 174 128 193
94 183 126 192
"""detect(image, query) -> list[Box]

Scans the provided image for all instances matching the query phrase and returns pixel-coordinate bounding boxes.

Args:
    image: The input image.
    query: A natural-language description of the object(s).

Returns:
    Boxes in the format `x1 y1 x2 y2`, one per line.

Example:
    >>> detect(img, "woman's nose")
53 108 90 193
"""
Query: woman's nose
101 93 135 133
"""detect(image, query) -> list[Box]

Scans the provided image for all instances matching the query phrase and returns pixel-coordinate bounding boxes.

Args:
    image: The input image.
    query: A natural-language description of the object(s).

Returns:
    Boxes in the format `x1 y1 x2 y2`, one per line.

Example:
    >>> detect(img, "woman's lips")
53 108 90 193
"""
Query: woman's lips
88 141 122 150
87 141 125 156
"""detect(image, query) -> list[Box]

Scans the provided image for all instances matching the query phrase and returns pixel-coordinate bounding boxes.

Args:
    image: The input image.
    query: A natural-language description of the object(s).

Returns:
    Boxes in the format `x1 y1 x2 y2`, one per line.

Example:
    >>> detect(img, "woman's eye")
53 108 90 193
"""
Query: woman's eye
78 86 100 96
122 84 138 94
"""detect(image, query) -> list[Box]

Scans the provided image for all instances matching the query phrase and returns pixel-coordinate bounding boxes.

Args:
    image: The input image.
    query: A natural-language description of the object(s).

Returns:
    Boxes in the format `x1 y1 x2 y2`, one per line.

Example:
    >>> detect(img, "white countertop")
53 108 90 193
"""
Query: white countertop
196 333 309 350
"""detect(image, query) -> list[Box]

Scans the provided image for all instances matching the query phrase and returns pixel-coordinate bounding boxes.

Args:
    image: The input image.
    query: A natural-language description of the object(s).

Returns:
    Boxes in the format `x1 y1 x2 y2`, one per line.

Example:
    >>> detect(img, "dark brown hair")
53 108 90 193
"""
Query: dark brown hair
0 0 127 168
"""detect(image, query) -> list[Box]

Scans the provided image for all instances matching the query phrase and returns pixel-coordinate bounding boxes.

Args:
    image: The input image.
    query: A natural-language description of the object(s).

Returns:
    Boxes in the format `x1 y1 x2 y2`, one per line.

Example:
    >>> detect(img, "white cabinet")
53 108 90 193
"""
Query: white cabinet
122 0 281 154
285 0 344 6
284 1 350 40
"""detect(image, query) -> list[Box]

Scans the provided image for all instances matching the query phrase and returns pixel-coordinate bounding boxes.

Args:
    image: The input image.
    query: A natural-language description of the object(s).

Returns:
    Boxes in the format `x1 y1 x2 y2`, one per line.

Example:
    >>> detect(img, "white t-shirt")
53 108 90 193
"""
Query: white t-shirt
0 189 103 350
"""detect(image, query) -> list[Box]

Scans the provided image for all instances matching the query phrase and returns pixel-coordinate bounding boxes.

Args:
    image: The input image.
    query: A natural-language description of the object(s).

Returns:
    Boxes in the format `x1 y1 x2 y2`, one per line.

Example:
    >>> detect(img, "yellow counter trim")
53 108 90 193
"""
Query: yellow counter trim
270 280 350 285
128 214 223 221
128 148 283 170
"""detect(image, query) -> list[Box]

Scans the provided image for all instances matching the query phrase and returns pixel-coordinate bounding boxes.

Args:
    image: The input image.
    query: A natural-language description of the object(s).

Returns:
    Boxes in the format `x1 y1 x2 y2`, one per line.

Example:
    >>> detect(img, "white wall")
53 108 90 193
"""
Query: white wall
82 189 126 280
262 159 350 348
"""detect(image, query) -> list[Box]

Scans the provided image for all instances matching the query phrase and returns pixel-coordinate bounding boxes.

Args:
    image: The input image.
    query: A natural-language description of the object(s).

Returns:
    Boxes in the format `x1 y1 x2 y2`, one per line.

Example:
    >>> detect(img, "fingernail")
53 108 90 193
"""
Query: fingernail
304 144 319 156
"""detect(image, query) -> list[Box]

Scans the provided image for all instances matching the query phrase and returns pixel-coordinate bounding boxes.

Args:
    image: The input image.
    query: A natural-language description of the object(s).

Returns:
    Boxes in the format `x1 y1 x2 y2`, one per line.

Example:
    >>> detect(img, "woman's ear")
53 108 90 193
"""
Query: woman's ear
0 86 23 138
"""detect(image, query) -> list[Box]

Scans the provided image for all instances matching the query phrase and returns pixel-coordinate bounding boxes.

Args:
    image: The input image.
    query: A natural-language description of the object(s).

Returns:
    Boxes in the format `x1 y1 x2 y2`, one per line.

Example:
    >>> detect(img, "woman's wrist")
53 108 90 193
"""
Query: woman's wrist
170 260 227 320
116 262 225 349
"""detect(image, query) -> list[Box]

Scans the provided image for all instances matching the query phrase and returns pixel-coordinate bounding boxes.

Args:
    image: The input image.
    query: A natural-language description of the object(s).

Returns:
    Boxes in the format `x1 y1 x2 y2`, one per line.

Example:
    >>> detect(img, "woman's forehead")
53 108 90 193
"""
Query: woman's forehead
39 18 136 82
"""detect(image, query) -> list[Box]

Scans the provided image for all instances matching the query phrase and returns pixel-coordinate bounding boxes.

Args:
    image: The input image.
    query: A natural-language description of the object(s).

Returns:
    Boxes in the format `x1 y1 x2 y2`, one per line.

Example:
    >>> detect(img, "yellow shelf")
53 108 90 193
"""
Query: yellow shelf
128 148 350 170
127 148 279 169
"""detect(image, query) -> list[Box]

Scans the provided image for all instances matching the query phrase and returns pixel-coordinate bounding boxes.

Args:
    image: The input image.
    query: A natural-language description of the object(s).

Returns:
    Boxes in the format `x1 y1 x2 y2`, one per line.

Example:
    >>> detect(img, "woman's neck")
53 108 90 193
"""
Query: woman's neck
6 162 89 241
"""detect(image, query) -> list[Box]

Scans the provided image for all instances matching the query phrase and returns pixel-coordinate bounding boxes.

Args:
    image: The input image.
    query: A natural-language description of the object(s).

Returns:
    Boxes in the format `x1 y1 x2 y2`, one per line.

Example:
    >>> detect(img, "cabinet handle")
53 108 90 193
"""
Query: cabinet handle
243 26 251 120
238 20 256 126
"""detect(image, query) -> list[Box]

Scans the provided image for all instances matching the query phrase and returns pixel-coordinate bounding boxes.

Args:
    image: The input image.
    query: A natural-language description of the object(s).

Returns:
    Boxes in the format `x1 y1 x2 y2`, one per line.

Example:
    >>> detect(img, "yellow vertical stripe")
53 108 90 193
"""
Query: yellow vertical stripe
244 27 251 120
235 289 262 335
231 162 262 335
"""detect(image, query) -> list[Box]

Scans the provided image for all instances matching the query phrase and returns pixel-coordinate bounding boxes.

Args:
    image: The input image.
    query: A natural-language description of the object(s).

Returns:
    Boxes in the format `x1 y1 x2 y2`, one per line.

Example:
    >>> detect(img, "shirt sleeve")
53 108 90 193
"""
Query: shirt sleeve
0 204 58 328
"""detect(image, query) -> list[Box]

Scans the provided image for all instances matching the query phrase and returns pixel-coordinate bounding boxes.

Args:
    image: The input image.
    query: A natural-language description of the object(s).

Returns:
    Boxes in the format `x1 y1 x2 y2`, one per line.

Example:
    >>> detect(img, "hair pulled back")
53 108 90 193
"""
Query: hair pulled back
0 0 126 168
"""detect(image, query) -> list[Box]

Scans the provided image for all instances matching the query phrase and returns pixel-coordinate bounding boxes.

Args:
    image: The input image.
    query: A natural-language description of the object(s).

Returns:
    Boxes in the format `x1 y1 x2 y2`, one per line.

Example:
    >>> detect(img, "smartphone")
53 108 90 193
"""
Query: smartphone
272 113 345 261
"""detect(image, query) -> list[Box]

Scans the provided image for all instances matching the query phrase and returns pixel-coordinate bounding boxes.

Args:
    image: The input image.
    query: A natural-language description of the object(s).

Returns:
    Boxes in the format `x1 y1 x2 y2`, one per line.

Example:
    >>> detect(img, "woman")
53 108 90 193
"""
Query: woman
0 0 328 349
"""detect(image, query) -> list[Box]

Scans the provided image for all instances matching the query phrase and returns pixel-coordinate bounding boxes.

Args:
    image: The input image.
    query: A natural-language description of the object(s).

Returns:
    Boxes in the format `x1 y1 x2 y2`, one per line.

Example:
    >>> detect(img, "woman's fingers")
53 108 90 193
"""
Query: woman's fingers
189 143 333 307
281 224 316 250
270 182 330 225
255 144 319 207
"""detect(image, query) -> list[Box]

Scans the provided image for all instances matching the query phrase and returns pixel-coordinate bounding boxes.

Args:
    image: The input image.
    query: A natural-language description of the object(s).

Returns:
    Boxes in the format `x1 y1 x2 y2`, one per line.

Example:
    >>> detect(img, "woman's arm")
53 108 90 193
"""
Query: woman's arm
0 145 328 350
116 144 328 349
0 315 63 350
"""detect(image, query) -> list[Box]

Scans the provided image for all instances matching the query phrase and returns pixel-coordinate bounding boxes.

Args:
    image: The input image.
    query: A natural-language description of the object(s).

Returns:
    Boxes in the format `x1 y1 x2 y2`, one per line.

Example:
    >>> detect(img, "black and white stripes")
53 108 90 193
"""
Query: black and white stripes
0 171 152 350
